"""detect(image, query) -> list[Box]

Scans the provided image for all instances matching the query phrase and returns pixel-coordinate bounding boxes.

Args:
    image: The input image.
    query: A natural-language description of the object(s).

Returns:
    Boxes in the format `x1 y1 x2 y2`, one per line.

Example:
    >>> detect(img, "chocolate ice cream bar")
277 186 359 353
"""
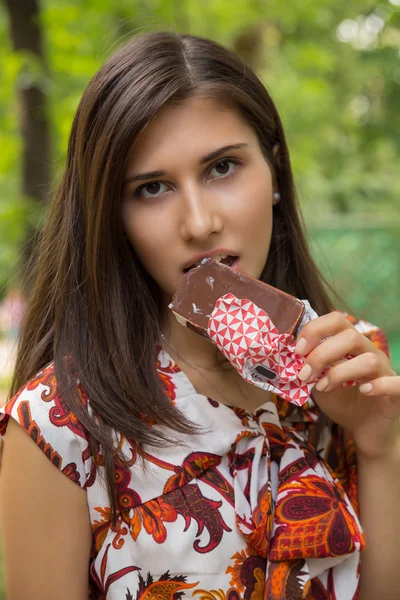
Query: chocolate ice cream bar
169 258 305 339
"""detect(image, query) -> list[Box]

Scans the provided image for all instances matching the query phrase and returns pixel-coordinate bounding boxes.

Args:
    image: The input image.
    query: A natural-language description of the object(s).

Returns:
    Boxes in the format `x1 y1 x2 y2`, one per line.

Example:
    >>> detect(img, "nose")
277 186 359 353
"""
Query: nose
179 183 223 242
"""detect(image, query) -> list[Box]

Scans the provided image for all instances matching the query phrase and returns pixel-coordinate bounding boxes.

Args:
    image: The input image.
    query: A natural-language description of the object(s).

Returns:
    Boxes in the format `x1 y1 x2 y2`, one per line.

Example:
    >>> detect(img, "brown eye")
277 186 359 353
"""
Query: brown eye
215 160 230 174
136 181 169 199
209 159 239 180
146 182 161 194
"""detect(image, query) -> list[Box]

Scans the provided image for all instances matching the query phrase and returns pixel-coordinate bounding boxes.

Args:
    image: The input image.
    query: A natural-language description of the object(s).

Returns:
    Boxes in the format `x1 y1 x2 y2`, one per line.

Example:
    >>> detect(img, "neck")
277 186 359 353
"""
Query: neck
162 306 233 372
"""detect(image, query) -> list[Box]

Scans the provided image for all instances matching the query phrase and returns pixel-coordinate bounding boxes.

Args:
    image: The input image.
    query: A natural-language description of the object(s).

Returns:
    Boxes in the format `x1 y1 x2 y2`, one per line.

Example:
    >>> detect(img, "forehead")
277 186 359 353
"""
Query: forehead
126 97 258 172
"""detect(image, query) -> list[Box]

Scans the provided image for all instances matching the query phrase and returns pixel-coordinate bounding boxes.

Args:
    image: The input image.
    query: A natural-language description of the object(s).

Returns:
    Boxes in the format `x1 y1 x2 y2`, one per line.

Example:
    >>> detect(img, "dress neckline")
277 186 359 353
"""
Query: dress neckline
156 344 279 416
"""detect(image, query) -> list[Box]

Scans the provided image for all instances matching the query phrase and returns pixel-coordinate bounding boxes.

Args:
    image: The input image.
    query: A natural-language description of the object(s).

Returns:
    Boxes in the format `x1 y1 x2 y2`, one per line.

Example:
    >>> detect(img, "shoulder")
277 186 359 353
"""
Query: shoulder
0 361 93 489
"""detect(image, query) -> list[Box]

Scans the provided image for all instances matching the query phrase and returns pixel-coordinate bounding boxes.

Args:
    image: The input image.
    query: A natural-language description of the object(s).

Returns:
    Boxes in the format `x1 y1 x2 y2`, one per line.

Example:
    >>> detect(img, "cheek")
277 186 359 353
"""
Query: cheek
121 203 157 263
222 170 273 229
121 202 175 281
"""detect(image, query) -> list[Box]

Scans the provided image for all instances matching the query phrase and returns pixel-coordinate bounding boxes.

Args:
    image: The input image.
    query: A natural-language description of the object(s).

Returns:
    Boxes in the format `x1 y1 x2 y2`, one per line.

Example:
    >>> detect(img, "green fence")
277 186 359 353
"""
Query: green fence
308 215 400 372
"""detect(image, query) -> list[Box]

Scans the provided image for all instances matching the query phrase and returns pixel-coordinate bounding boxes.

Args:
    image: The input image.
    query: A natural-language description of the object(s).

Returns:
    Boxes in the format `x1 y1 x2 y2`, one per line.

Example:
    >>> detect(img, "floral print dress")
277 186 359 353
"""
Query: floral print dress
0 317 390 600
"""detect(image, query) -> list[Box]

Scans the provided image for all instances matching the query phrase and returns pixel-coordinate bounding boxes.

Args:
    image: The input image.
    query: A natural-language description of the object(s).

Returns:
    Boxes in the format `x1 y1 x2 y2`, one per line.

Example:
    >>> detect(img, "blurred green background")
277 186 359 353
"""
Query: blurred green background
0 0 399 592
1 0 399 371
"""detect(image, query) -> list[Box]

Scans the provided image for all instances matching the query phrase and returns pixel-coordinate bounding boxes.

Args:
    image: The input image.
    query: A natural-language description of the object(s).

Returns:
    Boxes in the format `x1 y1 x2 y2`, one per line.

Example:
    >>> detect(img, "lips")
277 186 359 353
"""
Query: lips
183 254 239 273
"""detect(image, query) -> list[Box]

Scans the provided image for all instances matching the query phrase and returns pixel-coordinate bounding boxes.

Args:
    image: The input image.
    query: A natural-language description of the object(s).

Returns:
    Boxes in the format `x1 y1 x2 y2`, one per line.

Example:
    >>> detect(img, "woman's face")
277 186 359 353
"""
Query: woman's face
121 97 279 300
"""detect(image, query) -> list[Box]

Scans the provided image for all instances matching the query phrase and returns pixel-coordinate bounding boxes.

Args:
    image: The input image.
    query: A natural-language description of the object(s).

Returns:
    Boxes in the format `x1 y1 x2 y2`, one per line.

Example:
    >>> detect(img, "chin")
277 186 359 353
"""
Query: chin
237 261 262 280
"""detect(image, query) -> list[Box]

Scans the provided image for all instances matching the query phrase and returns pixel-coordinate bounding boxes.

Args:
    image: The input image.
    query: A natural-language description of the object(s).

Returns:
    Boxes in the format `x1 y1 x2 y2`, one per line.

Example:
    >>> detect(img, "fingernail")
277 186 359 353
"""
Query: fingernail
295 337 307 355
298 364 312 382
359 383 373 394
315 377 329 391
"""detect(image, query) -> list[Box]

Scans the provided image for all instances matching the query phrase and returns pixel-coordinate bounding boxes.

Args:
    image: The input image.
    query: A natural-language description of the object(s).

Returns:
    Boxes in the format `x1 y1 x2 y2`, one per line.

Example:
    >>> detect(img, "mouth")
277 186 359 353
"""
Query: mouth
183 254 239 274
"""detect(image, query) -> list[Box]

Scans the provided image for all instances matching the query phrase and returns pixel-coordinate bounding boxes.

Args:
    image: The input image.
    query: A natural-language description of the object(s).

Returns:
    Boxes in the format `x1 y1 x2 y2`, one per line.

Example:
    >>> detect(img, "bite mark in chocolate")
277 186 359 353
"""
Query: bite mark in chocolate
169 258 305 340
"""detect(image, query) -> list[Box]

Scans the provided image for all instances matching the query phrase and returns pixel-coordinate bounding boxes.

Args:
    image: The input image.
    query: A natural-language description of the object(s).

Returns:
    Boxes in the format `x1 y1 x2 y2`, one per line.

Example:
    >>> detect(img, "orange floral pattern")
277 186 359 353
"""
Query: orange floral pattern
0 315 387 599
271 475 363 560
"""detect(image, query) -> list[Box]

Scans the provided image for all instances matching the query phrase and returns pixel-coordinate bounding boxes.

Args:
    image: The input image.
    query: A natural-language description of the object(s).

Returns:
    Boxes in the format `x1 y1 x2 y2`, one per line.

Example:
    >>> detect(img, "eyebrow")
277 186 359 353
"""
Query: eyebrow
123 143 248 185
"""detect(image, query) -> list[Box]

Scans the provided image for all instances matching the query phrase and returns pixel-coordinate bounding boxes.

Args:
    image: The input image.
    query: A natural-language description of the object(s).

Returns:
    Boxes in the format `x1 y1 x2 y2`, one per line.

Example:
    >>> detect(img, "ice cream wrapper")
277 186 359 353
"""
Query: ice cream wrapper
207 293 357 406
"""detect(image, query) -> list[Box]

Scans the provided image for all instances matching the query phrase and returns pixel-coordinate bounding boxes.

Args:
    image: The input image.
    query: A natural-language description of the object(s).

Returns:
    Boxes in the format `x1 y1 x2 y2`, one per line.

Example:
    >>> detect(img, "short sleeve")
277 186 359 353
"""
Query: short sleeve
0 362 93 489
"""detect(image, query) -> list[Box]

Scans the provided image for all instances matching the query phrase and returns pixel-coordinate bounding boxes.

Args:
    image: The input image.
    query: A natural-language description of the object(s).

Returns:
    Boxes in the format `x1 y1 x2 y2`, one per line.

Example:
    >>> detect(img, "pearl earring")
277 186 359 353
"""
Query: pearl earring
273 192 280 201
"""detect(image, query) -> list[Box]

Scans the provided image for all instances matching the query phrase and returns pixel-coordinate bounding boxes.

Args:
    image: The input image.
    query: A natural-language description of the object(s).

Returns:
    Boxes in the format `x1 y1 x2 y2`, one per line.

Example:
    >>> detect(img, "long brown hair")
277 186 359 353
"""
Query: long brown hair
10 31 335 522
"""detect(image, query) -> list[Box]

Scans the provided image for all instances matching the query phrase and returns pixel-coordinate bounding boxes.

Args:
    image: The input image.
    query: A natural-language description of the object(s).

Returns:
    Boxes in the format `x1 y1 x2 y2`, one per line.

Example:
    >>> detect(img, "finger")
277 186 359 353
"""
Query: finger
295 311 354 357
359 374 399 396
312 352 391 392
297 327 379 383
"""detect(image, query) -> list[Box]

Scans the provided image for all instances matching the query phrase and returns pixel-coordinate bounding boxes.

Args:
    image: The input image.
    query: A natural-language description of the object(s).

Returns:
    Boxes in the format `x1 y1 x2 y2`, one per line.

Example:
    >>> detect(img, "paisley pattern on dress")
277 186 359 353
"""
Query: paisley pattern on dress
135 571 199 600
0 316 389 599
156 353 181 403
272 474 363 559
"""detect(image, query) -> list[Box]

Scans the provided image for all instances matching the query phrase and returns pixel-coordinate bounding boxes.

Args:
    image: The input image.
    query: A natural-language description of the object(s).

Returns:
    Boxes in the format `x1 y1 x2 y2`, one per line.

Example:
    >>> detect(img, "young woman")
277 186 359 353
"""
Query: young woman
0 32 399 600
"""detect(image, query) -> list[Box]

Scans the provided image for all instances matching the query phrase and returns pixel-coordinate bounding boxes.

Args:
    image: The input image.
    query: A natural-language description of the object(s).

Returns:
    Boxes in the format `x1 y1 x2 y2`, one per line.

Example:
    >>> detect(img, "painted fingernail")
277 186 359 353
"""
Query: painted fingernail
359 383 373 394
298 364 312 381
315 377 329 391
295 337 307 355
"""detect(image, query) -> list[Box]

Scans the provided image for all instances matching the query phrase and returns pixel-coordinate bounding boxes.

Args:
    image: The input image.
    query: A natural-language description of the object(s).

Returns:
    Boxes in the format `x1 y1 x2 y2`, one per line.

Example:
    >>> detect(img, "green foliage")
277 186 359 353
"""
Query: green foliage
0 0 399 335
309 222 400 370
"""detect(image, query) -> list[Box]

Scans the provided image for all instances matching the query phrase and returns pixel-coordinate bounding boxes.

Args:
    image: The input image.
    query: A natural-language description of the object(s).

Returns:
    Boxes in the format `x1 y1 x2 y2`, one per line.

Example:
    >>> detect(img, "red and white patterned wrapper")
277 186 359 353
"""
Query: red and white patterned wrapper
207 293 357 407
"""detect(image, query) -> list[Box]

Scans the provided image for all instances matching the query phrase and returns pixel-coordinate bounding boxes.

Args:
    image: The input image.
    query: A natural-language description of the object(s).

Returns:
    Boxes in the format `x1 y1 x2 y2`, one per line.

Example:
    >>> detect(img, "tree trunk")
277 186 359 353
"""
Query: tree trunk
233 24 265 72
4 0 51 296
